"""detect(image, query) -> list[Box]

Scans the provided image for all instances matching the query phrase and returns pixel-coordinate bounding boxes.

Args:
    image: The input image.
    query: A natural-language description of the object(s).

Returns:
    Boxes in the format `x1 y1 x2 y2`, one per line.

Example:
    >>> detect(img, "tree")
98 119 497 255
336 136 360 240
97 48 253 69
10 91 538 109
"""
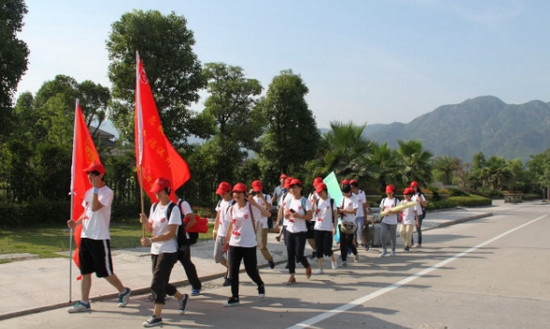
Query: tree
528 149 550 199
197 62 263 183
397 139 433 185
432 155 462 185
0 0 29 136
106 10 205 145
257 70 320 181
365 143 403 192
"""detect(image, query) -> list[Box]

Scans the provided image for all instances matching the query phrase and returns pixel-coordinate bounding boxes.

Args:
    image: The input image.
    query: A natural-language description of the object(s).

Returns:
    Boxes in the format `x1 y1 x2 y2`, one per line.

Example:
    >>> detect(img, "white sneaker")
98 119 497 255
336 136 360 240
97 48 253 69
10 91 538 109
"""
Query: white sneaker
380 251 388 257
390 251 396 256
342 261 347 267
67 301 91 313
331 260 338 269
117 287 131 307
314 268 323 274
354 254 359 262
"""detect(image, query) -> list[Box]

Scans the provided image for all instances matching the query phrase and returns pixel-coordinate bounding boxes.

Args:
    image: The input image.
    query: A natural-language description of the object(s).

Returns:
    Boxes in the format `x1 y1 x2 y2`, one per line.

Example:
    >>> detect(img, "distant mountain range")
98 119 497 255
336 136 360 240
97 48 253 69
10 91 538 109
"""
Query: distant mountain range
358 96 550 162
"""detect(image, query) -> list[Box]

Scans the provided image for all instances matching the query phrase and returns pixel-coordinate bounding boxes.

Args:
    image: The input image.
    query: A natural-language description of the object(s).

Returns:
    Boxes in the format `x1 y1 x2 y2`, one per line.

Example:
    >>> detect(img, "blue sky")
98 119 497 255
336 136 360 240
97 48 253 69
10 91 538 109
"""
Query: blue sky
16 0 550 129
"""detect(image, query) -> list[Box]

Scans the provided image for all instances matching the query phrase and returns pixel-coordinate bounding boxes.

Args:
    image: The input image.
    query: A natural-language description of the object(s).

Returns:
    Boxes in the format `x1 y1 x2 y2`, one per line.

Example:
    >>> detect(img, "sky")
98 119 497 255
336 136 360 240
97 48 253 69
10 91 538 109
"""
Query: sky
15 0 550 130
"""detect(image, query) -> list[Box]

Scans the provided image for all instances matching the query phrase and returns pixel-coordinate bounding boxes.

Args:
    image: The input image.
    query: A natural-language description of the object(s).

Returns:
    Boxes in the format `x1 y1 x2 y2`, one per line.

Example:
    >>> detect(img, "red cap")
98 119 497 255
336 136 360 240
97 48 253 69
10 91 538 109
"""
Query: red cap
279 173 288 180
313 177 323 187
251 180 263 192
232 182 247 193
385 184 395 193
350 179 358 185
284 177 293 189
315 183 327 193
403 187 414 195
342 179 350 185
83 161 105 175
411 181 419 187
151 177 171 193
216 182 232 195
289 178 303 187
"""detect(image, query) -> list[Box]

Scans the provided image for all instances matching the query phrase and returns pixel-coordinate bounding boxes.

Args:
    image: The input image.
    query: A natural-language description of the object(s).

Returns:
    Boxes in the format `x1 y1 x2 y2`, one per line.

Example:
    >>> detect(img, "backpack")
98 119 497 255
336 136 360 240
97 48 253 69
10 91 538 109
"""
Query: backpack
152 201 188 250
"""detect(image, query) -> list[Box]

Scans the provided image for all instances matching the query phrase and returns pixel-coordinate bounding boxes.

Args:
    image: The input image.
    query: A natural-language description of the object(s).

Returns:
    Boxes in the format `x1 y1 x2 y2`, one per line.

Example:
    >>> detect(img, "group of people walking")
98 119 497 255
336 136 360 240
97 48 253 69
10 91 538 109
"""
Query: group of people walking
66 160 427 327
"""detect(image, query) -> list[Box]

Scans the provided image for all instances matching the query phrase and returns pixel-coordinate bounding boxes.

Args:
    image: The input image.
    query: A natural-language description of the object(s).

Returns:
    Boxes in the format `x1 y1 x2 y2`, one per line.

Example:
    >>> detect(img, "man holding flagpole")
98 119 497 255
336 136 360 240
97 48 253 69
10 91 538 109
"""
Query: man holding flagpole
66 161 131 313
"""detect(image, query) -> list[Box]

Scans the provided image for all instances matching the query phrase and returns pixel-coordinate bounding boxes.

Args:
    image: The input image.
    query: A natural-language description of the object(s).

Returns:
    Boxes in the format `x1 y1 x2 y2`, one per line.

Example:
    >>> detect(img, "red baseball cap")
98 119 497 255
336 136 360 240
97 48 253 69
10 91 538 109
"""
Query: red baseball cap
403 187 414 195
349 179 358 185
279 173 288 180
283 177 293 189
151 177 171 193
251 180 263 192
315 183 327 193
385 184 395 193
232 182 247 193
83 161 105 175
289 178 303 187
342 179 350 185
216 182 232 195
411 181 419 187
313 177 323 187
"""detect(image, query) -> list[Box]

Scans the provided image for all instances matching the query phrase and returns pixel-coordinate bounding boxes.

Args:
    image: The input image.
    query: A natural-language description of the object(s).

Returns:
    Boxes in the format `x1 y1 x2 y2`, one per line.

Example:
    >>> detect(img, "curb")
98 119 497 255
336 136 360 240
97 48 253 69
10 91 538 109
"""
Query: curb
423 212 493 231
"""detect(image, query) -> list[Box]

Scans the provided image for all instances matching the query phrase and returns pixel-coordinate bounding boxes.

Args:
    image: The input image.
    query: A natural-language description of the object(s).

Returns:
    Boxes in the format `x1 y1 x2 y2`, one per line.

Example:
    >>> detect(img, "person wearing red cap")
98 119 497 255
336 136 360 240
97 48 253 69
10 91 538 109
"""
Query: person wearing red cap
283 178 313 284
350 179 372 249
274 176 294 243
66 161 131 313
312 183 338 273
337 183 359 266
139 177 189 327
410 181 428 248
399 187 418 251
213 182 235 286
379 184 400 257
250 180 275 269
272 174 288 210
223 182 272 306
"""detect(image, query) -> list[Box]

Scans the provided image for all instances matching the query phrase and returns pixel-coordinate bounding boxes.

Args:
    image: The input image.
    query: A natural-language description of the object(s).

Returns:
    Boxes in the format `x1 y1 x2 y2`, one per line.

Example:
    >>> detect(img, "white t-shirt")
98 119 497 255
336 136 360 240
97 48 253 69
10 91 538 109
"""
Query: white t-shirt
228 202 261 248
400 199 417 225
177 199 193 216
413 192 426 216
353 190 367 217
314 197 336 231
380 197 399 225
284 197 312 233
339 194 358 223
253 194 272 229
148 202 182 255
81 186 114 240
280 192 293 226
215 198 234 237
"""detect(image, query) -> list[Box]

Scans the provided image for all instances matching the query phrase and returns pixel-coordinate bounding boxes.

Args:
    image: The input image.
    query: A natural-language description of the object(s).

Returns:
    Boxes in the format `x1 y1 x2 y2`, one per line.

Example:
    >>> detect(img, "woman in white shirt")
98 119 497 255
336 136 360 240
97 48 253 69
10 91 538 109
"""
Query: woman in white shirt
313 183 338 273
379 184 400 257
338 184 359 266
223 182 272 307
139 178 188 328
399 187 418 252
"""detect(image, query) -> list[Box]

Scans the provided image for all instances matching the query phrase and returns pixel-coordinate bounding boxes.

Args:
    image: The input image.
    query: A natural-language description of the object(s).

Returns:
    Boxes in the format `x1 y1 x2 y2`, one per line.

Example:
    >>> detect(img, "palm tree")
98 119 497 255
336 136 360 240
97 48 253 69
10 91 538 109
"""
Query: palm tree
432 155 462 185
364 143 403 191
397 140 433 186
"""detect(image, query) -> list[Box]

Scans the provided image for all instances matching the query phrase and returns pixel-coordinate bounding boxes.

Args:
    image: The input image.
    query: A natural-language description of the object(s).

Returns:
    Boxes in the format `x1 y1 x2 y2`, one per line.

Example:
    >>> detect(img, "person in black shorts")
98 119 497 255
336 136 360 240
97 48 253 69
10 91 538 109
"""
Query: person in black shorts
66 161 131 313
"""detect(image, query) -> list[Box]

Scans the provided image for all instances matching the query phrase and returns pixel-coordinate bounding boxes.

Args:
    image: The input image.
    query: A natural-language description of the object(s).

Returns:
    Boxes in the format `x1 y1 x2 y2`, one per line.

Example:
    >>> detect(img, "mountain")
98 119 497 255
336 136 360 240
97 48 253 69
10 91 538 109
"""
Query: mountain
362 96 550 162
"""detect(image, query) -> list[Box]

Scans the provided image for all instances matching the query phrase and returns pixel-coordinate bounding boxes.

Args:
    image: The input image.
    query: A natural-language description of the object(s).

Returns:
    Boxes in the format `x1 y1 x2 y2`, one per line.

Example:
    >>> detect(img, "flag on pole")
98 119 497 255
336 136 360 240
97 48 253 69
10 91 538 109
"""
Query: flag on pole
135 52 191 202
70 100 100 275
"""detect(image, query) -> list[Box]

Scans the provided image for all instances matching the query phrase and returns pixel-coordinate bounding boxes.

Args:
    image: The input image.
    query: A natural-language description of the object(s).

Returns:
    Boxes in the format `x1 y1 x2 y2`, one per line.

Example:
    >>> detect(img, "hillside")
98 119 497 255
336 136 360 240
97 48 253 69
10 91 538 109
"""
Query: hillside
362 96 550 162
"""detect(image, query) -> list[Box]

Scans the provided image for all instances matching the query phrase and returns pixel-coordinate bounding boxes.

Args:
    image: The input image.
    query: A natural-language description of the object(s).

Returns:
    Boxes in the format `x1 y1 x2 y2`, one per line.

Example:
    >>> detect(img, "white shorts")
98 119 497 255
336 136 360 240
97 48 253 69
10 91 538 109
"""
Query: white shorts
213 235 227 263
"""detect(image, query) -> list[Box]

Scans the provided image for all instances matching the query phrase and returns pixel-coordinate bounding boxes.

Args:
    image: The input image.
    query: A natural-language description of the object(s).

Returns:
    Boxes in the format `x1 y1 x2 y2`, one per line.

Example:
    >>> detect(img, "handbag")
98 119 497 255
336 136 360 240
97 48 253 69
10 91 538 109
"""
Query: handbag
340 221 357 235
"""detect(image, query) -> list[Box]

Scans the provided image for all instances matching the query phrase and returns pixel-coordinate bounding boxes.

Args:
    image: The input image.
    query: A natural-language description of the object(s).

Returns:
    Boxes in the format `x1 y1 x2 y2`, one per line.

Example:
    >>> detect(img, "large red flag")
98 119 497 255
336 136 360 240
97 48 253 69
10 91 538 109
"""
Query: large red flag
70 100 100 274
135 52 191 202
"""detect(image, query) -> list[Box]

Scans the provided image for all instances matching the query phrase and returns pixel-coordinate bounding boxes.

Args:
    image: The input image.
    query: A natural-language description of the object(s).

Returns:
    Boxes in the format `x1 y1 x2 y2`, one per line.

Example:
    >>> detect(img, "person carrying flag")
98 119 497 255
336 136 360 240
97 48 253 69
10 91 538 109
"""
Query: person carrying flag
66 161 131 313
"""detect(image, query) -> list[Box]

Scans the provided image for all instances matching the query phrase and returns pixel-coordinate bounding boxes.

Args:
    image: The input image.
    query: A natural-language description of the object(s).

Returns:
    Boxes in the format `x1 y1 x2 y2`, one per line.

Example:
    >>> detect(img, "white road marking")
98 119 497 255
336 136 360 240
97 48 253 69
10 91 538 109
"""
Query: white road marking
286 214 547 329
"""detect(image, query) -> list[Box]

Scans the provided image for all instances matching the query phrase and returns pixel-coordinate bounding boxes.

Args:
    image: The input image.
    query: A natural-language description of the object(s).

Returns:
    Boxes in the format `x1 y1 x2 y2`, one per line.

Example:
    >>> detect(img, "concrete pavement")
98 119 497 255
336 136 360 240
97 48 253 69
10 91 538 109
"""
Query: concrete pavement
0 204 495 320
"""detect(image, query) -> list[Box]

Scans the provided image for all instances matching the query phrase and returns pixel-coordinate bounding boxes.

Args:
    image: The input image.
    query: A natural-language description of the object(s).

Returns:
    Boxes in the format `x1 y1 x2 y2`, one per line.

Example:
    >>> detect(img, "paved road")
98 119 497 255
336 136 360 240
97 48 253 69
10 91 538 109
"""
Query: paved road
2 201 548 328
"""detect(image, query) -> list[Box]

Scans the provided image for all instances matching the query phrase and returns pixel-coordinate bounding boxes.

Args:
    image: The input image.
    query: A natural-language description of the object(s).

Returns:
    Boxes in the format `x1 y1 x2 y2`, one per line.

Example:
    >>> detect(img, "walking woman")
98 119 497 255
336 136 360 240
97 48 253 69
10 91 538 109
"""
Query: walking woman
399 187 418 251
313 183 338 273
283 178 313 284
379 184 400 257
410 181 428 248
140 178 188 327
223 182 271 306
338 184 359 266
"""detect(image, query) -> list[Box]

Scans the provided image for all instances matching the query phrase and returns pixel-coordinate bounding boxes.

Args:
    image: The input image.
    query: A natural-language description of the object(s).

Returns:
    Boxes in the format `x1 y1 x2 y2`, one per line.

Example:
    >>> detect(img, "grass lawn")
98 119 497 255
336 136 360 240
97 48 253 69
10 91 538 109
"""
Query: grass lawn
0 221 214 262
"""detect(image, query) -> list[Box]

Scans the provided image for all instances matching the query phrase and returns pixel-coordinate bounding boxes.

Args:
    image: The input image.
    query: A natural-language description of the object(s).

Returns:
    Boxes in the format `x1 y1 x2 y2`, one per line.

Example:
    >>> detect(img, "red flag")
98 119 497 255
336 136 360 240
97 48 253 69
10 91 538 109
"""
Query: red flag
135 52 191 202
70 100 100 277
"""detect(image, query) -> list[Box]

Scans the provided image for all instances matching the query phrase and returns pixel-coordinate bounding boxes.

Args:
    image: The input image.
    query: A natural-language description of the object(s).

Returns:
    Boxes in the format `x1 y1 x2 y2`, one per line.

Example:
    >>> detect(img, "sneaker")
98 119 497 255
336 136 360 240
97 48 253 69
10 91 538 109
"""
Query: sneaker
404 246 410 252
341 261 347 267
179 294 189 314
258 285 265 298
67 300 91 313
354 254 359 262
143 315 162 327
117 287 131 307
190 288 201 296
331 260 338 269
314 268 323 275
268 260 275 269
390 251 396 256
223 277 232 287
305 265 312 278
380 251 388 257
224 297 240 307
284 276 296 285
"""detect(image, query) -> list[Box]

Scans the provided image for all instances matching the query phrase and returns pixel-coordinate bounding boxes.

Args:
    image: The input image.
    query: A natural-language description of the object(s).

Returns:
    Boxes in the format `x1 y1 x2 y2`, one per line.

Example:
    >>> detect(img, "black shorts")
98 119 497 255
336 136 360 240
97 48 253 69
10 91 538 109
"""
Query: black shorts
306 221 315 239
79 238 114 278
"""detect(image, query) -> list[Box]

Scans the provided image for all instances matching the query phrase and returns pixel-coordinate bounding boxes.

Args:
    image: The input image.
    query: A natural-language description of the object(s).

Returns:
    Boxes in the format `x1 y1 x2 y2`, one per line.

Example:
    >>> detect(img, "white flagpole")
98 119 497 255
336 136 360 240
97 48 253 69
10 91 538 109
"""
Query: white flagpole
136 51 146 237
68 99 80 303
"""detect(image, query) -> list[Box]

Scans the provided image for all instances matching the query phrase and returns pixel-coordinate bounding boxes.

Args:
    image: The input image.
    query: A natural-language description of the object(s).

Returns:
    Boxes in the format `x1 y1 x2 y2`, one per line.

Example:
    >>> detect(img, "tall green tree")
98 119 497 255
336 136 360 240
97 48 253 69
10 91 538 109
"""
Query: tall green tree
0 0 29 136
432 155 461 185
527 149 550 198
106 10 205 145
397 139 433 186
257 70 320 181
365 143 403 192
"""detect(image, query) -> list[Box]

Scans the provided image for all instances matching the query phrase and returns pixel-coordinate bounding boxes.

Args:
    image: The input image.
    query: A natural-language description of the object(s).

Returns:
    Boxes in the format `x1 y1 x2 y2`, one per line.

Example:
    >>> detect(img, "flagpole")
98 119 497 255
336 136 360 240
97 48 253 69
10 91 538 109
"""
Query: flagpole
136 51 146 238
68 99 80 303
